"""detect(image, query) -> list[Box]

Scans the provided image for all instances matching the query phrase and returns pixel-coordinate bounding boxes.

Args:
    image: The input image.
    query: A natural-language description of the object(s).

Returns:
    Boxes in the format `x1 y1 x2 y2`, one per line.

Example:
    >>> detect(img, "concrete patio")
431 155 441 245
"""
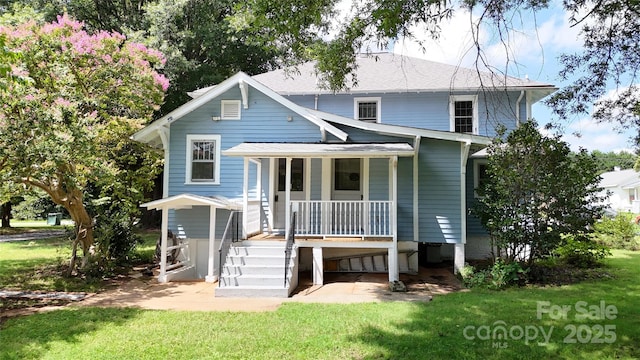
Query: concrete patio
75 266 461 312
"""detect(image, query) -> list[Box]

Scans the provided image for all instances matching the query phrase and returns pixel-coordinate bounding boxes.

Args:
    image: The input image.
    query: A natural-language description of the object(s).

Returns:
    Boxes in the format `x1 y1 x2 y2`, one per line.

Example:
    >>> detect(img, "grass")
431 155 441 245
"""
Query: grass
0 237 107 292
0 220 71 235
0 229 158 293
0 244 638 359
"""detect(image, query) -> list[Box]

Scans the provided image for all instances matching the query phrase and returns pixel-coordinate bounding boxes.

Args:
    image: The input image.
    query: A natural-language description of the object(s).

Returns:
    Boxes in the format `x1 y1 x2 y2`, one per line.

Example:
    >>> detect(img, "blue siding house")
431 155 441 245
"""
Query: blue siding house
133 53 555 297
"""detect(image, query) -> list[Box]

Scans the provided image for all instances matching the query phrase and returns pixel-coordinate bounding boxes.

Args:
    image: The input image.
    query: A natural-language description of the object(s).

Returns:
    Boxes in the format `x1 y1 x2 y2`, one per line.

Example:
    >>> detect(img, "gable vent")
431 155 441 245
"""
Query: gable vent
221 100 241 120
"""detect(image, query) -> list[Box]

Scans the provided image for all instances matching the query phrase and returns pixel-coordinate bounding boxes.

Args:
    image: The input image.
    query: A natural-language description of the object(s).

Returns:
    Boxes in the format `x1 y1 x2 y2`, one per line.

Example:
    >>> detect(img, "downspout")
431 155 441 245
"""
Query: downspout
413 136 421 243
515 90 525 126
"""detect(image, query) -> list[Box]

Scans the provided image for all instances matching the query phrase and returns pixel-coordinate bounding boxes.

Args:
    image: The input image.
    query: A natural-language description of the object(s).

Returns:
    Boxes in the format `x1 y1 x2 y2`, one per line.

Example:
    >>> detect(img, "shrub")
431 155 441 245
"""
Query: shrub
93 209 142 262
593 213 640 250
488 259 528 290
459 260 527 290
459 264 487 288
555 235 611 268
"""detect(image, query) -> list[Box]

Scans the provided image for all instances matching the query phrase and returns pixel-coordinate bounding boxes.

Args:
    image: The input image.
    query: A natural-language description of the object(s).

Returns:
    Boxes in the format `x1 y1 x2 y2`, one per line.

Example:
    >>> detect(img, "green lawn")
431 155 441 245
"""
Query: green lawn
0 237 105 292
1 240 638 359
0 220 70 235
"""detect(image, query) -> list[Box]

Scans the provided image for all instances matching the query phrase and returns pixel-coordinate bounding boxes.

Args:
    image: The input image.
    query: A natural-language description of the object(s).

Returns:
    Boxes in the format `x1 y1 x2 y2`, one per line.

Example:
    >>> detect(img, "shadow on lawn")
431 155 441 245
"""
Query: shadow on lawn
0 307 142 358
353 251 640 359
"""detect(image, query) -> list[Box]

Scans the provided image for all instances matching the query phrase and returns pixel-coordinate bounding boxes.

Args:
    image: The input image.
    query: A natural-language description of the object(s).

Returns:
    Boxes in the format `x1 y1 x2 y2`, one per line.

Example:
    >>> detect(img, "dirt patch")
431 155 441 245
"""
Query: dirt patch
0 298 74 326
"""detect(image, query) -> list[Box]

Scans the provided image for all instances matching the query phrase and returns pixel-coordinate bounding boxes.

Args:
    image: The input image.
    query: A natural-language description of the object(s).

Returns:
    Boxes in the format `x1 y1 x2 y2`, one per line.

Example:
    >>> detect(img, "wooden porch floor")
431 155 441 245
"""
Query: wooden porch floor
248 233 393 242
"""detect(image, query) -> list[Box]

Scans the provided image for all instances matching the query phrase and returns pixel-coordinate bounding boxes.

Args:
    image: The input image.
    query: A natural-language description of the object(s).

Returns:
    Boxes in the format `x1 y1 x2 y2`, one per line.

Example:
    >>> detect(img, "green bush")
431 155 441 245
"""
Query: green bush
555 235 611 268
488 259 528 290
459 264 487 288
459 260 527 290
593 213 639 250
93 210 142 262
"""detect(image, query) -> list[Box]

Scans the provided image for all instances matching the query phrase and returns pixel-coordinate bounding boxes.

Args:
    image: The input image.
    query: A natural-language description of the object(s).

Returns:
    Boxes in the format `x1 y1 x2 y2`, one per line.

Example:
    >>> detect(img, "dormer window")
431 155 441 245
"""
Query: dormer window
221 100 241 120
354 97 381 123
450 95 478 134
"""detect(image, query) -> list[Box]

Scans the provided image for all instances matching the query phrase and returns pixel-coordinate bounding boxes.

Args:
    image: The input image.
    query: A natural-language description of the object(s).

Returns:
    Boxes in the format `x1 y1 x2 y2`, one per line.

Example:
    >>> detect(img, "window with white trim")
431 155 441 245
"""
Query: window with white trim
221 100 241 120
354 97 381 123
450 95 478 134
474 160 488 197
186 134 221 184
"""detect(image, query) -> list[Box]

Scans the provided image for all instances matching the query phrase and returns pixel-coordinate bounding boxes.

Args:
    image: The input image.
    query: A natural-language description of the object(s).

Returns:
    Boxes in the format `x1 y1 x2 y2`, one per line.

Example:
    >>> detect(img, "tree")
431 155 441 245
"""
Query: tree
591 150 638 174
0 15 167 270
473 121 605 264
16 0 280 115
228 0 640 138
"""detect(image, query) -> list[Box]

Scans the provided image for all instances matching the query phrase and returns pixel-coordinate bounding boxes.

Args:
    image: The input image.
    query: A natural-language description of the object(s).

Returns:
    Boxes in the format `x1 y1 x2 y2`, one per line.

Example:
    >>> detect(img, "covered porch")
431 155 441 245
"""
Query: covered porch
141 194 242 283
223 142 414 283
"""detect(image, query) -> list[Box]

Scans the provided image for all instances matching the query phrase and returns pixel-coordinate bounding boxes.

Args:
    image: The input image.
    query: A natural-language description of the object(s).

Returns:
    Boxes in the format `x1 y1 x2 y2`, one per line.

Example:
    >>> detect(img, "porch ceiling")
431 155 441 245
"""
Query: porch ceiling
222 142 414 158
141 194 242 211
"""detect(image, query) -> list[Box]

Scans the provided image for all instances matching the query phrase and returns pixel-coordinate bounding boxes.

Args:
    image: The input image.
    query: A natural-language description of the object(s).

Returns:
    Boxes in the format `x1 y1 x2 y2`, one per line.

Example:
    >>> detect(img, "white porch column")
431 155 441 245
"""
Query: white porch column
158 207 169 283
284 157 292 238
268 158 276 231
321 158 331 234
205 206 217 283
389 155 399 282
458 141 471 274
454 243 465 274
312 247 324 285
242 157 249 238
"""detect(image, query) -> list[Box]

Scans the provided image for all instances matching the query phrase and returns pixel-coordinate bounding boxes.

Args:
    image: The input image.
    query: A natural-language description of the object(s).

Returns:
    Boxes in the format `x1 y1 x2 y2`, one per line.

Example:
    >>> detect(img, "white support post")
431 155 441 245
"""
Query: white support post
158 207 169 283
321 159 331 234
389 156 399 282
268 158 276 232
284 157 292 238
457 142 471 274
205 206 217 283
312 247 324 285
243 157 249 239
454 243 465 274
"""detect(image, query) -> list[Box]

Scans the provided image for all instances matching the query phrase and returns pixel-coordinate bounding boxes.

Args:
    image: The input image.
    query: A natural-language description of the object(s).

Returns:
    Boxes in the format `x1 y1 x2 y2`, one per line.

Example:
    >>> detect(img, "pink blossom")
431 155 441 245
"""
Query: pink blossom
25 94 35 101
43 14 84 34
54 97 72 107
153 73 170 92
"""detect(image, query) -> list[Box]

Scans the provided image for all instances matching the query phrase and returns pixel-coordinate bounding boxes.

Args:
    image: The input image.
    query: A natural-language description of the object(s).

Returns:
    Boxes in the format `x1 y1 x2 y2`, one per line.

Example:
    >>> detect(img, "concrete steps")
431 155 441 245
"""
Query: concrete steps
216 243 298 298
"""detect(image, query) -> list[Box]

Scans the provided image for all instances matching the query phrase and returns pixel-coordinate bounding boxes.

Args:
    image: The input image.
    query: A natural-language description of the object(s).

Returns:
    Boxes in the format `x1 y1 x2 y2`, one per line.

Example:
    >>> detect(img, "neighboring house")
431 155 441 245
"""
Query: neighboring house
133 53 556 297
599 168 640 213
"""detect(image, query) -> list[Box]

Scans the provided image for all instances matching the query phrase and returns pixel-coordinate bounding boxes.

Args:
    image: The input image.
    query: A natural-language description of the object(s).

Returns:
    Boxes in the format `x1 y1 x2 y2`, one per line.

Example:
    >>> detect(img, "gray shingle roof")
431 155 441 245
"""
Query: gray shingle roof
251 52 556 97
600 169 640 188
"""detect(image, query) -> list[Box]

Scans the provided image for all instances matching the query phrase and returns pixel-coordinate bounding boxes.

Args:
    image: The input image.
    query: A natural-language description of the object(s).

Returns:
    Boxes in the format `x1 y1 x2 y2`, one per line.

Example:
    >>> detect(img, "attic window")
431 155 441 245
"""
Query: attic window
221 100 241 120
354 97 381 123
449 95 478 134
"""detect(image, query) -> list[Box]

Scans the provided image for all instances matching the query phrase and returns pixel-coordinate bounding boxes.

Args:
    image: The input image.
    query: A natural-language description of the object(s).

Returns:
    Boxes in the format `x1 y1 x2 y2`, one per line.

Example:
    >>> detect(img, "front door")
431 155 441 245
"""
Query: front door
331 158 363 234
332 158 362 201
274 158 306 230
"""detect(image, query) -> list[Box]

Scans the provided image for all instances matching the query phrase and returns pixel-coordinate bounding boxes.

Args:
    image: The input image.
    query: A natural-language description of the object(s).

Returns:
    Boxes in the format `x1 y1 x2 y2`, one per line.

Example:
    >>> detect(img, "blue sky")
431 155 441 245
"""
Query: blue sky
384 1 637 153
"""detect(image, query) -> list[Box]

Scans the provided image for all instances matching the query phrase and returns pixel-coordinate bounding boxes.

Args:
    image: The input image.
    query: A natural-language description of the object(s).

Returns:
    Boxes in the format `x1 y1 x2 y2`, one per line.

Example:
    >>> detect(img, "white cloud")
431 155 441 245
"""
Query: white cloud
561 117 636 153
391 1 582 81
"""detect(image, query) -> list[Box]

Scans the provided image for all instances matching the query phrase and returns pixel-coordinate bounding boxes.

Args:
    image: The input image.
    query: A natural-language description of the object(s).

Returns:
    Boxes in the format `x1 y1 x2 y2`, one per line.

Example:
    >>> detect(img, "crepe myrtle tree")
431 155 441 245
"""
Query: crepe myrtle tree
0 15 168 271
472 121 606 264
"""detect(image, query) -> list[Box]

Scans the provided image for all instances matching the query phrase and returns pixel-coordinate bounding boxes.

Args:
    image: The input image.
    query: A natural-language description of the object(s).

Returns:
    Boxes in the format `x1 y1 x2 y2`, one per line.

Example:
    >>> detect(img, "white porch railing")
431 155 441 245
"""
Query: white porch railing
291 200 393 237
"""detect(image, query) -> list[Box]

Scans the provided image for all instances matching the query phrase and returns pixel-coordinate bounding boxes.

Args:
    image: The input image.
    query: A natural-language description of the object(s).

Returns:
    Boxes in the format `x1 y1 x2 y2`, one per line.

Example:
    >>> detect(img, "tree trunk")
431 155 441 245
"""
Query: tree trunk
1 201 11 228
65 189 94 267
23 177 94 273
